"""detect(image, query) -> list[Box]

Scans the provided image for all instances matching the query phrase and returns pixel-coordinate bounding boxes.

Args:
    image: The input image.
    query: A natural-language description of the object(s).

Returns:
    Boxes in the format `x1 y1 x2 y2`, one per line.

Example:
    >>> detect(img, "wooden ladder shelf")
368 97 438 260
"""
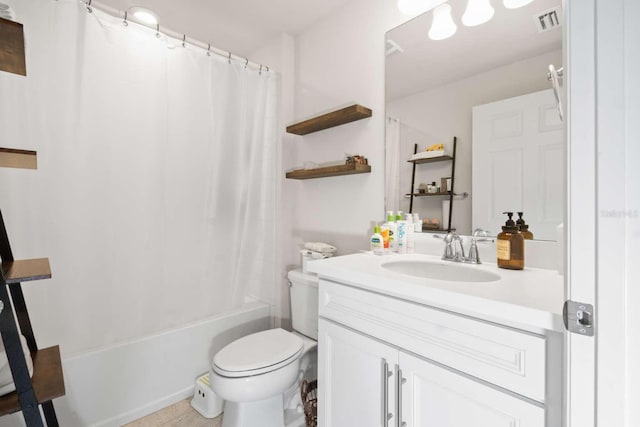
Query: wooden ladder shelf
0 214 65 425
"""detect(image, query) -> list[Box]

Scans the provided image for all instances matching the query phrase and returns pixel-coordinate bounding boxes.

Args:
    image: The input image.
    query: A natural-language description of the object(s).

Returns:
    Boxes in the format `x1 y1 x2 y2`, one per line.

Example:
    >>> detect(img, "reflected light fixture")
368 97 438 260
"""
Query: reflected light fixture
128 6 158 26
503 0 535 9
462 0 495 26
428 4 457 40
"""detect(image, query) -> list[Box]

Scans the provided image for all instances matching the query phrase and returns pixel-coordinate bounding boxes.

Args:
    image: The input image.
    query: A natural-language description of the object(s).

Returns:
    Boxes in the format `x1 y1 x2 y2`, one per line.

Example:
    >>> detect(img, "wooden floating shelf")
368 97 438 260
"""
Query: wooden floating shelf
0 346 65 416
286 163 371 180
286 104 372 135
0 17 26 76
407 155 453 165
0 148 37 170
1 258 51 284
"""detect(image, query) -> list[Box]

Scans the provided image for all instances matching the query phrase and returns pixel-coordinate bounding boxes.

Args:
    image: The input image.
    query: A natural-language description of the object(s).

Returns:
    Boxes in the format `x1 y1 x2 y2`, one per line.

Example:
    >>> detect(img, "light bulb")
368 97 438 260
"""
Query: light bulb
503 0 535 9
462 0 495 26
128 6 158 26
428 4 457 40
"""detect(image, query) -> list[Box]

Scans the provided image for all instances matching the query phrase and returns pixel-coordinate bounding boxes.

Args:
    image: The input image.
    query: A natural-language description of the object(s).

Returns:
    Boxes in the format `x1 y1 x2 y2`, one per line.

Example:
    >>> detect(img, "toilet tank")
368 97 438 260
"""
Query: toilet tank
288 269 319 340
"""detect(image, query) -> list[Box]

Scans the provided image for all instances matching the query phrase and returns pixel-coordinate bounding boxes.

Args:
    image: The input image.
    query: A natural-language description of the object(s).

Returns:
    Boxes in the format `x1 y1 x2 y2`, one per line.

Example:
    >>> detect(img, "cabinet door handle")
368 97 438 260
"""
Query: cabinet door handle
396 367 407 427
382 359 393 425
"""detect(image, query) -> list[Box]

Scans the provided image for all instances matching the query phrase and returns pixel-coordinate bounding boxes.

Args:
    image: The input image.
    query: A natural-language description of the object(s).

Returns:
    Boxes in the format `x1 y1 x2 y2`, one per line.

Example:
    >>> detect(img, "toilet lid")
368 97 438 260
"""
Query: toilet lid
213 328 303 377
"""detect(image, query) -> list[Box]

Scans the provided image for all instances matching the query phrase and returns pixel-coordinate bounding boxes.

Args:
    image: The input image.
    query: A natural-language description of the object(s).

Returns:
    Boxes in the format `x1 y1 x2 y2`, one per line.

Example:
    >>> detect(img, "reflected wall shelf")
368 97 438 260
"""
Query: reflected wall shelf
286 163 371 180
410 192 457 197
407 155 453 165
408 136 458 233
286 104 372 135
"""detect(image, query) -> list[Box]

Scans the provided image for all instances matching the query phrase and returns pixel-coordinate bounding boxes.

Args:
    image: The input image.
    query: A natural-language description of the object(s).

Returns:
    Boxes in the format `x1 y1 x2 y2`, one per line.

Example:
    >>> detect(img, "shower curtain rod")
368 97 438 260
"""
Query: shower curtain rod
77 0 272 73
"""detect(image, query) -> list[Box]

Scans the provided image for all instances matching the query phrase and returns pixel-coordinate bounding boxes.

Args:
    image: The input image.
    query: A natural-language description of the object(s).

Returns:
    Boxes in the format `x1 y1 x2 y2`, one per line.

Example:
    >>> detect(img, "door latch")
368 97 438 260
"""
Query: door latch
563 300 594 336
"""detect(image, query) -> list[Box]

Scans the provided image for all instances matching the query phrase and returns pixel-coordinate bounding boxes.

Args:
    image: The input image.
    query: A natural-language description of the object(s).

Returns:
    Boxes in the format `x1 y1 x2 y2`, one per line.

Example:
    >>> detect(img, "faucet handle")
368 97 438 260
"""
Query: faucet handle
442 232 455 259
467 238 481 264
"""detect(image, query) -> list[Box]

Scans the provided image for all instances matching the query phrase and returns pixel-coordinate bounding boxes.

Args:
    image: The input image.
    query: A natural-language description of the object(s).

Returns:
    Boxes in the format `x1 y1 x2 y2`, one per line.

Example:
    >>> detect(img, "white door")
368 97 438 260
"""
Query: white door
564 1 596 426
317 319 398 427
398 351 545 427
472 89 564 240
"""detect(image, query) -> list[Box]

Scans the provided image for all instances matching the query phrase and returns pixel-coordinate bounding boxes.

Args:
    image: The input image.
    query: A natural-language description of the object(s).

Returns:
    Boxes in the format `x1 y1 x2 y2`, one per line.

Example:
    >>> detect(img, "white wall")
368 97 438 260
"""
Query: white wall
288 0 407 264
387 50 563 234
625 0 640 422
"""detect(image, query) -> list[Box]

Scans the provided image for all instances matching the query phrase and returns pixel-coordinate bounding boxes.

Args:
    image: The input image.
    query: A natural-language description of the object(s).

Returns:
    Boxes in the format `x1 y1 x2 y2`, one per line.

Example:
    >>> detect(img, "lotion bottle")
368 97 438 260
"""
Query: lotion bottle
396 213 408 254
497 212 524 270
370 226 384 255
386 211 397 252
405 213 415 253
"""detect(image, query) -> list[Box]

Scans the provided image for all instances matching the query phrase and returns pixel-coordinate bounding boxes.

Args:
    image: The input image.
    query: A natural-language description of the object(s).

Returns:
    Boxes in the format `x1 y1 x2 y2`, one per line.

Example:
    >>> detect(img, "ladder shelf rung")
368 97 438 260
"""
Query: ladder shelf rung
1 259 51 284
0 346 65 416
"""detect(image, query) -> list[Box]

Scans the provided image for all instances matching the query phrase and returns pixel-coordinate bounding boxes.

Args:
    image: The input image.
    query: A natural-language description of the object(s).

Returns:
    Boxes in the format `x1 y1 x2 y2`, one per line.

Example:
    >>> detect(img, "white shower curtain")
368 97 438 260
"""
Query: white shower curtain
385 117 401 212
0 0 279 354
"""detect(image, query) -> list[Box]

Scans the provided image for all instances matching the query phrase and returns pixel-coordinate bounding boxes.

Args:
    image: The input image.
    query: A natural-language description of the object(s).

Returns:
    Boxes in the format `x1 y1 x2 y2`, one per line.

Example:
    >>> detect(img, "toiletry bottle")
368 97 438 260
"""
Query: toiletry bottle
396 213 408 254
405 213 415 253
412 213 421 233
380 224 390 252
386 211 397 252
516 212 534 240
497 212 524 270
370 226 384 255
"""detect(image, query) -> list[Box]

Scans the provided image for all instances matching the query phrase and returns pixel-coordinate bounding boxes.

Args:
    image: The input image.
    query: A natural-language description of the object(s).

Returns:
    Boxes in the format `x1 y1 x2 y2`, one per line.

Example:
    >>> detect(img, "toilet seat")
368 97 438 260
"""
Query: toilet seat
213 328 303 378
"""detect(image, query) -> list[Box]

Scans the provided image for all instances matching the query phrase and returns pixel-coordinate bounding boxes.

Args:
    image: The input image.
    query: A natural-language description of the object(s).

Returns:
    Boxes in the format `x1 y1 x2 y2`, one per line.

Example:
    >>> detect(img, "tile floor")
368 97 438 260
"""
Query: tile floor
123 399 222 427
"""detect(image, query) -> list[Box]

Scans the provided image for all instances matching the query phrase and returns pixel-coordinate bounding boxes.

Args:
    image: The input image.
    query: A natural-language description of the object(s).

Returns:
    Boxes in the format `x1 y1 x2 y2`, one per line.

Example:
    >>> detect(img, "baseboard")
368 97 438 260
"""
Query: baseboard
0 302 271 427
93 385 195 427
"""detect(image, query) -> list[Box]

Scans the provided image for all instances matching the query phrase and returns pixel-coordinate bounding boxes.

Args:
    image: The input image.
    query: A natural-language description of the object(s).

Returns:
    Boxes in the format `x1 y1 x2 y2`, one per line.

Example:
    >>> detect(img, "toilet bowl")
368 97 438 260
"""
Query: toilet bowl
209 269 318 427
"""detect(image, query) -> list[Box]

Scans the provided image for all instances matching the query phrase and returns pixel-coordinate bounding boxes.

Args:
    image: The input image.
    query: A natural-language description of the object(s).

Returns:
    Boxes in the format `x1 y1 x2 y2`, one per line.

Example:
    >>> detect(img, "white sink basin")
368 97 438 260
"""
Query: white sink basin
381 260 501 283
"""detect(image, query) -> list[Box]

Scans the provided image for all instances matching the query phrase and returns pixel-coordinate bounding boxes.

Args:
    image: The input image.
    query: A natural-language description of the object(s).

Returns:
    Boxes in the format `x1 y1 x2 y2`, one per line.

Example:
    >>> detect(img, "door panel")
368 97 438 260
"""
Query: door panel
399 352 545 427
318 319 397 427
472 89 563 240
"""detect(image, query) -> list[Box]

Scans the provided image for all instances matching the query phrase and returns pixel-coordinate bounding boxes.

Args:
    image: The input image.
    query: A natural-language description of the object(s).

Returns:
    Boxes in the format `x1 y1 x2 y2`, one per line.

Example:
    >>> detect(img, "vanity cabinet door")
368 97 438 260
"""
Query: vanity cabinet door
318 319 397 427
398 351 545 427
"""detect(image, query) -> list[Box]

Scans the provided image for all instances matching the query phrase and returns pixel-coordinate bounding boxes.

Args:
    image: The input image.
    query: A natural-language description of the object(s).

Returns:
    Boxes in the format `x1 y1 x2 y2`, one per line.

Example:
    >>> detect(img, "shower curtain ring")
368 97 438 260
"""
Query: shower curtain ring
207 44 212 56
228 52 232 64
123 10 128 26
155 24 161 39
182 35 186 48
244 58 249 69
86 0 92 13
259 65 262 75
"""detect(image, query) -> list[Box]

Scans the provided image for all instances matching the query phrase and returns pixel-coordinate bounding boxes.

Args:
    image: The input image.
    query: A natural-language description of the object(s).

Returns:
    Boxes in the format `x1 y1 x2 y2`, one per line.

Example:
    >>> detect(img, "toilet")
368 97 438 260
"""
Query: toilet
209 269 318 427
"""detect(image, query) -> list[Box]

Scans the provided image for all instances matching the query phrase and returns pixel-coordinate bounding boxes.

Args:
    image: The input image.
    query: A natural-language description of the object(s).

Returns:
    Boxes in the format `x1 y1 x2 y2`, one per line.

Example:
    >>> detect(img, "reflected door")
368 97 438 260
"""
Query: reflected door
472 89 563 240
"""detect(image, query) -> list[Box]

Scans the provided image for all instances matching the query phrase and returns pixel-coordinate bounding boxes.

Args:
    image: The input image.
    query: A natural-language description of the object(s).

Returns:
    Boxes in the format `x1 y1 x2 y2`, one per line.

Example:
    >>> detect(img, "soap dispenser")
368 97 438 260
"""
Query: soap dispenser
497 212 524 270
516 212 534 240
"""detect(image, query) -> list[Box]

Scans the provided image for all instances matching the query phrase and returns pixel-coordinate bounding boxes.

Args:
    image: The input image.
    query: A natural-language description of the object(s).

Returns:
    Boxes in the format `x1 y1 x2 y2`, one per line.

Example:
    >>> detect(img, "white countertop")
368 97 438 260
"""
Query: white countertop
307 252 565 333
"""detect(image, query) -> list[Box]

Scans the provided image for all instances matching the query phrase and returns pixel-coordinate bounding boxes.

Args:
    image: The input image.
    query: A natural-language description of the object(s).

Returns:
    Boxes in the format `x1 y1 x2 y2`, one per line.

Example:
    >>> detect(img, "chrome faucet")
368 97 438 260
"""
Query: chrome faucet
442 232 481 264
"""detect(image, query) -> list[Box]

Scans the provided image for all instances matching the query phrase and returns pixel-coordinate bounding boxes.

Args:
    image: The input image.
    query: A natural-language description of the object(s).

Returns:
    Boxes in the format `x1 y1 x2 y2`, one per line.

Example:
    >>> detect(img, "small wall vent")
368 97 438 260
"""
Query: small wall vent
534 6 562 33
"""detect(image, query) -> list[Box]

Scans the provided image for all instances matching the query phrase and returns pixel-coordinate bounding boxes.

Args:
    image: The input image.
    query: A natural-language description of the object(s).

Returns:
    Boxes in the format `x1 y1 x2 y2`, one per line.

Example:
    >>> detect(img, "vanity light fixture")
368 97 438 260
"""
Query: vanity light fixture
428 3 457 40
503 0 535 9
462 0 495 26
127 6 158 26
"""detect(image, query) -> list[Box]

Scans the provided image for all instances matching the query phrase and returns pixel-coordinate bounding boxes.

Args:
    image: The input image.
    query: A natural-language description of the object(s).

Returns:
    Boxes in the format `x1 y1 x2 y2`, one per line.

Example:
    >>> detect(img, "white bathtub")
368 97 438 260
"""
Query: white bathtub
0 301 271 427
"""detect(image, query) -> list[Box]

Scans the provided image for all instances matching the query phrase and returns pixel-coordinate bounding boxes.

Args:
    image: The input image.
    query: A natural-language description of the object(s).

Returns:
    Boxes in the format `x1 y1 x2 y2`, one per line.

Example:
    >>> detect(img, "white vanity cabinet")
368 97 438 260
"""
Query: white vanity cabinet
317 278 559 427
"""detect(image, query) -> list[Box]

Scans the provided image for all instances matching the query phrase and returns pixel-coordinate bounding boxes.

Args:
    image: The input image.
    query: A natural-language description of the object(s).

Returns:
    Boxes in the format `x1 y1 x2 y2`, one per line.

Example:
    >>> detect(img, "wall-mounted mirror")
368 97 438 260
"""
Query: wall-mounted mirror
385 0 564 240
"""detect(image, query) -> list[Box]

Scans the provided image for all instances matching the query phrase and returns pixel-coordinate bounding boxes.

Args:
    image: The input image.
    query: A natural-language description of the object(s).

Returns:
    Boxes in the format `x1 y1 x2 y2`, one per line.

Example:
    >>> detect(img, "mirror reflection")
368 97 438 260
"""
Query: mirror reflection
385 0 564 240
